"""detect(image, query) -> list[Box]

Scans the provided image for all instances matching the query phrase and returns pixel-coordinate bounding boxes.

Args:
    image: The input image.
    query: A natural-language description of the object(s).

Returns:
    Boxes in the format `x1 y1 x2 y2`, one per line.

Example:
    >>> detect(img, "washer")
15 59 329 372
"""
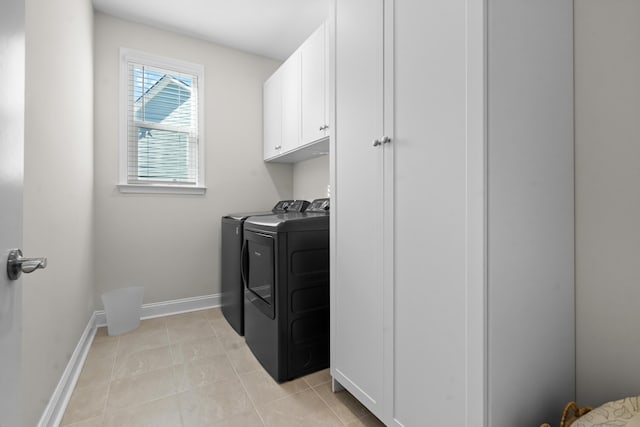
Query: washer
242 198 329 382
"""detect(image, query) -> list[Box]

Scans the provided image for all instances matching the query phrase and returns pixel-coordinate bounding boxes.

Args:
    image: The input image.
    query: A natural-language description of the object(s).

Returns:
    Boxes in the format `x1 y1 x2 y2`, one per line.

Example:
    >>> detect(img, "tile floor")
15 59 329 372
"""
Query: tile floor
61 308 385 426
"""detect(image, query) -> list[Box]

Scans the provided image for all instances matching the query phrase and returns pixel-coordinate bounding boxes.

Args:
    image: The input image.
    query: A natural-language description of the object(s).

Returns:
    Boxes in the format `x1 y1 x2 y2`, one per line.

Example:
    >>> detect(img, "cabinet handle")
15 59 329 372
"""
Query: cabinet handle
319 125 329 131
372 136 391 147
275 145 282 150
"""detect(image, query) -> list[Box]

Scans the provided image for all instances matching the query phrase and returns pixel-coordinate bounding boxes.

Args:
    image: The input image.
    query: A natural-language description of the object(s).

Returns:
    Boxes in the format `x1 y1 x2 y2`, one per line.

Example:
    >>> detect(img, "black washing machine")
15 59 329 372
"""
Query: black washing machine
220 200 309 335
242 198 330 382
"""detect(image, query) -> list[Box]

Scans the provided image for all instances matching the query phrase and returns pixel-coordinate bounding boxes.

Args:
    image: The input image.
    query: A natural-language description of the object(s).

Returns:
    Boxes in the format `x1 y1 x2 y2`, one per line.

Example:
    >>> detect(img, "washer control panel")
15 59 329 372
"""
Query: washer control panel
287 200 310 212
307 198 330 213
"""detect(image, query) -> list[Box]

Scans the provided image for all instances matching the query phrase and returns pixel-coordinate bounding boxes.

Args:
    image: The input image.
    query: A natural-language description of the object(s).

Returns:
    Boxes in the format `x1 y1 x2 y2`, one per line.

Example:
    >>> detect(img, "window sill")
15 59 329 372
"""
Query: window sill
117 184 207 195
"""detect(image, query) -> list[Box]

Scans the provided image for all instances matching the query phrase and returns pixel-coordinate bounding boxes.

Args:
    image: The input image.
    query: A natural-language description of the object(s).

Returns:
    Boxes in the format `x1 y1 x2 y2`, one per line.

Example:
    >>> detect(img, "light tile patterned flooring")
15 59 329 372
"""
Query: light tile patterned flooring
61 308 385 426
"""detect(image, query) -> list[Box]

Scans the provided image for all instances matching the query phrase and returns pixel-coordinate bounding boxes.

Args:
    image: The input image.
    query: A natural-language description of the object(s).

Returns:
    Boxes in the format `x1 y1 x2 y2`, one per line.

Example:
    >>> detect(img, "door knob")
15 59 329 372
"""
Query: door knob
6 249 47 281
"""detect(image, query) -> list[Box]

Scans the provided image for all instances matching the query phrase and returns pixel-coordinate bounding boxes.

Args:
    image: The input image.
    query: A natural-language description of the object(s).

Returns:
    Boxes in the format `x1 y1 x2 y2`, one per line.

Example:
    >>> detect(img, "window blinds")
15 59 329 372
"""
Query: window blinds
127 62 199 184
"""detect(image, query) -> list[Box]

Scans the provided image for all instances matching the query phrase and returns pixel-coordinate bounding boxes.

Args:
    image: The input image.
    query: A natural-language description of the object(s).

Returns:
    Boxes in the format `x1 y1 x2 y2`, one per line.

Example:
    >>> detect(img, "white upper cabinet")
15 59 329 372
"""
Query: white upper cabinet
301 23 329 145
280 49 301 154
263 23 329 163
263 69 282 160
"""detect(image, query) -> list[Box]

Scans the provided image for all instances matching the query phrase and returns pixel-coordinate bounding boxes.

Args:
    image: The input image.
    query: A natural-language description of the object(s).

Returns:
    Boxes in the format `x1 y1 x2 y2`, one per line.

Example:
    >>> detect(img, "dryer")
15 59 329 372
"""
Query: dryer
242 198 330 382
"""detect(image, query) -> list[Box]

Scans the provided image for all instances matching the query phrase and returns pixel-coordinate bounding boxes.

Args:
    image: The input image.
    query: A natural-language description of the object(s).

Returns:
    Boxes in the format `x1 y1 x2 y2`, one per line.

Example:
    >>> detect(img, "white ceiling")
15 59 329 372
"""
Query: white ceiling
92 0 332 60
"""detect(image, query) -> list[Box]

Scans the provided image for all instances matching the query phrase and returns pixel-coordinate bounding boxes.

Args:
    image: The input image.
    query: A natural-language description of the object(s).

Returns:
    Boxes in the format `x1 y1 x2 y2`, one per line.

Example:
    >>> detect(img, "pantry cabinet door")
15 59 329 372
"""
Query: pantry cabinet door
392 0 469 425
333 0 386 419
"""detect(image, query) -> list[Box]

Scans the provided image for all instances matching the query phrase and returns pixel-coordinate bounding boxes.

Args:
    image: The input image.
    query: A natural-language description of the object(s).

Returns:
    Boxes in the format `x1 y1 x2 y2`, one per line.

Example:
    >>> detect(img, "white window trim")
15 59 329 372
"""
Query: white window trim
119 48 206 195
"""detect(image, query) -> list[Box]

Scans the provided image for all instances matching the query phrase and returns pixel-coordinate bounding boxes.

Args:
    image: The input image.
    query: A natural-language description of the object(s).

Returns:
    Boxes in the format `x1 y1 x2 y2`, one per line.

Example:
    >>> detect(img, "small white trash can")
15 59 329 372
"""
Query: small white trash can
101 286 144 336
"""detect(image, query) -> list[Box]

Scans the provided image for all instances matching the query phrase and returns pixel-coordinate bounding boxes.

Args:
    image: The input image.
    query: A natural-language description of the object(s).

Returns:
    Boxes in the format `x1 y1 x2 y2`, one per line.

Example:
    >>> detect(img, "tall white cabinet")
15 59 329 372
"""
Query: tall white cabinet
330 1 575 426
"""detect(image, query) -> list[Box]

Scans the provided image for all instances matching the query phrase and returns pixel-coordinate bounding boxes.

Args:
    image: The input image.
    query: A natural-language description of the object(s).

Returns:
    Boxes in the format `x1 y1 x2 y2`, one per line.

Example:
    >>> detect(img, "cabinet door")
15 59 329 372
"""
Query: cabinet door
263 70 282 160
301 23 328 145
281 50 301 153
333 0 386 419
392 1 469 425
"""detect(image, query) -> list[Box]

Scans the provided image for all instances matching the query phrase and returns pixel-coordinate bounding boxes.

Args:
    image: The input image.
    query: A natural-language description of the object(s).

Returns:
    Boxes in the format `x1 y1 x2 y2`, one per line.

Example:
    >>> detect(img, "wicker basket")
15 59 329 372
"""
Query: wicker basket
541 402 592 427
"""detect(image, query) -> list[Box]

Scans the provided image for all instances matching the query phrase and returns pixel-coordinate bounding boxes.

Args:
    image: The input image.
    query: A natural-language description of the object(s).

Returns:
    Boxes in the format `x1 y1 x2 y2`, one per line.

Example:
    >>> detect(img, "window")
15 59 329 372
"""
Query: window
119 49 205 194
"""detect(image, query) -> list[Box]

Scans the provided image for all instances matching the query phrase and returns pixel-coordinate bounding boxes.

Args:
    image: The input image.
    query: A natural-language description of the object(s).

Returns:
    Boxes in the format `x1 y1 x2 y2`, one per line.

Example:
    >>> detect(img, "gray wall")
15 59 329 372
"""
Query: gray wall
94 13 293 304
22 0 95 425
292 155 329 201
575 0 640 405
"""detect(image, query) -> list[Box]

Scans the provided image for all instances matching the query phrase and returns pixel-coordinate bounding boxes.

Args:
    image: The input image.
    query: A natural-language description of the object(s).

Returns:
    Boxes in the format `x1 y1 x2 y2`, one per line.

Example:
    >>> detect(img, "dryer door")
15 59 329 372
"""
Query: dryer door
242 230 276 319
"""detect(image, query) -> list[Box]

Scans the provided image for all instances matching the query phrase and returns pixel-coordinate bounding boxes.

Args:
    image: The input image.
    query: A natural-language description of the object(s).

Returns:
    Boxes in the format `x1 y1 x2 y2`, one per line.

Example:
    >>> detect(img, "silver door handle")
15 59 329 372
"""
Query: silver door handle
319 125 329 131
372 136 391 147
6 249 47 280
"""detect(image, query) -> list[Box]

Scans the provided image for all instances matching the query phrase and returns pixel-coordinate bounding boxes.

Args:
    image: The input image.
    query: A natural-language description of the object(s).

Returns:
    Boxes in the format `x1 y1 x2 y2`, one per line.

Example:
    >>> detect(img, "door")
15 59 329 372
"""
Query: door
300 23 328 144
0 0 25 424
392 1 469 425
333 0 387 420
242 230 276 319
263 70 282 160
281 50 301 154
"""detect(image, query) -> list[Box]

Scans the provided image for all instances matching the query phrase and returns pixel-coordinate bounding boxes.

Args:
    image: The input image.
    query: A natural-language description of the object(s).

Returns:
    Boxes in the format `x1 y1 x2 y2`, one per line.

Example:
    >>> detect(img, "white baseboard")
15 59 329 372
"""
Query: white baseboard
40 293 221 426
38 312 97 427
94 293 221 327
